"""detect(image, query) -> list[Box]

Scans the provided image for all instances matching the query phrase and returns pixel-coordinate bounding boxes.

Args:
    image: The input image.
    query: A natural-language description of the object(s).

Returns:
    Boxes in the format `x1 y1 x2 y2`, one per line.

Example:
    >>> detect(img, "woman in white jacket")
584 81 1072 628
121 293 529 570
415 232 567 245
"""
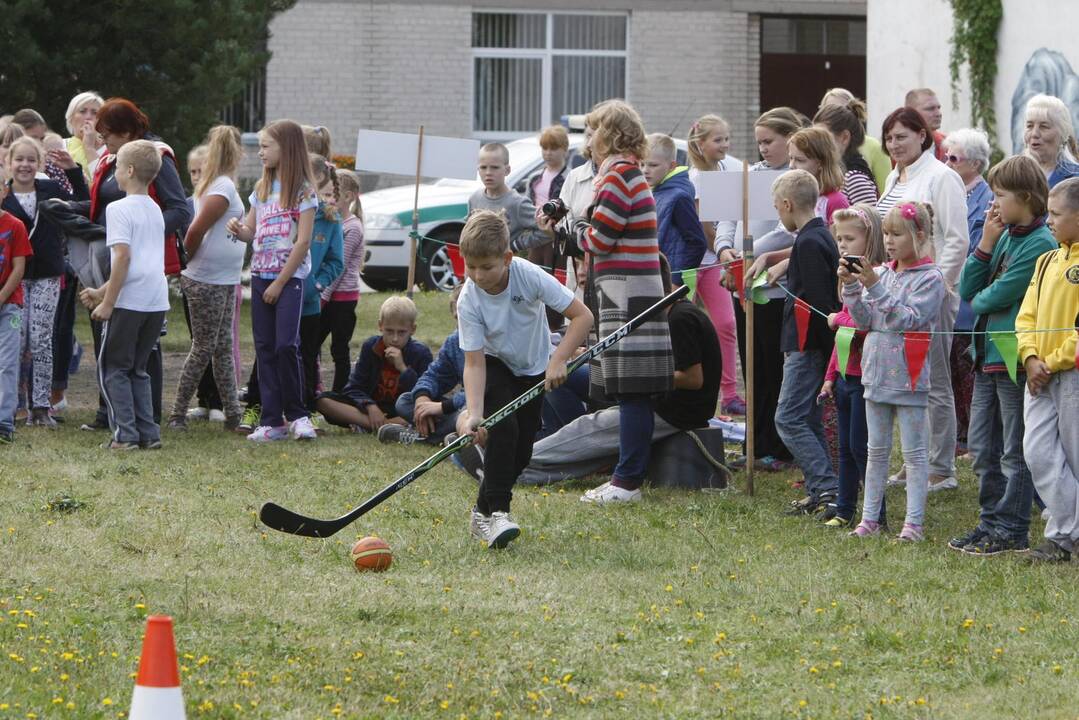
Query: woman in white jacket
877 106 970 492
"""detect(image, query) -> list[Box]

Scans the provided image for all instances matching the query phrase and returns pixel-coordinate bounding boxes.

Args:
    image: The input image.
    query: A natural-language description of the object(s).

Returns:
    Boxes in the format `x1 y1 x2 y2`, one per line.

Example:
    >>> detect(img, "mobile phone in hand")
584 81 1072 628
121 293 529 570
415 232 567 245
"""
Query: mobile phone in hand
843 255 863 274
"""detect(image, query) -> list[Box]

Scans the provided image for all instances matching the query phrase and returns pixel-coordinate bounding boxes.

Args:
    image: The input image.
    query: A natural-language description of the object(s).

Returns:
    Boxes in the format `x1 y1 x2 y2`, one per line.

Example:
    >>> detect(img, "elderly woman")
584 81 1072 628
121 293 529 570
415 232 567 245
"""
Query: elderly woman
63 91 104 179
944 128 993 456
1023 94 1079 188
878 106 970 492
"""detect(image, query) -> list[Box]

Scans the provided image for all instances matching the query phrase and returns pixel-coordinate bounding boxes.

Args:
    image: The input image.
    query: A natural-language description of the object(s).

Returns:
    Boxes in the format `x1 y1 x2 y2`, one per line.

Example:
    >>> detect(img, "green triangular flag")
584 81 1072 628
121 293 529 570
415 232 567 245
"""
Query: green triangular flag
835 326 856 379
751 271 770 304
682 269 698 301
989 330 1020 384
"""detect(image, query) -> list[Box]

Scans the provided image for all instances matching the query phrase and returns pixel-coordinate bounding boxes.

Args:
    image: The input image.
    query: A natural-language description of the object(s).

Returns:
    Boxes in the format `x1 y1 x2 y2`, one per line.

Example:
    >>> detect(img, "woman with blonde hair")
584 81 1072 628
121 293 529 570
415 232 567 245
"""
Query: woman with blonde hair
63 91 104 178
1022 94 1079 187
819 87 891 191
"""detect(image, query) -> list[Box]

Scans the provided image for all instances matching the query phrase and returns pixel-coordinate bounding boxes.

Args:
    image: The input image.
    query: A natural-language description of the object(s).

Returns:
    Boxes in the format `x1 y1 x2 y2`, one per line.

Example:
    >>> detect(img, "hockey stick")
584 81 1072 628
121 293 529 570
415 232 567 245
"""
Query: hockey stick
259 284 690 538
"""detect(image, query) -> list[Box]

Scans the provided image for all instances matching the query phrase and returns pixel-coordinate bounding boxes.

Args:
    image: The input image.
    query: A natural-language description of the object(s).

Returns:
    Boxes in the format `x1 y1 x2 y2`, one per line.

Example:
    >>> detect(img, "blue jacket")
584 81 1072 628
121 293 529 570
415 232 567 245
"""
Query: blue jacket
652 166 706 284
302 202 344 317
411 330 466 412
1048 157 1079 189
2 168 89 279
956 177 994 331
342 335 433 408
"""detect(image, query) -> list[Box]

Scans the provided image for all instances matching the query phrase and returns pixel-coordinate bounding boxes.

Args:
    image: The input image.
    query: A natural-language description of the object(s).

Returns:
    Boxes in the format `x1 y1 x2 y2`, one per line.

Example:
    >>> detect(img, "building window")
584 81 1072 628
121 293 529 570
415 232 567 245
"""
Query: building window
472 11 628 138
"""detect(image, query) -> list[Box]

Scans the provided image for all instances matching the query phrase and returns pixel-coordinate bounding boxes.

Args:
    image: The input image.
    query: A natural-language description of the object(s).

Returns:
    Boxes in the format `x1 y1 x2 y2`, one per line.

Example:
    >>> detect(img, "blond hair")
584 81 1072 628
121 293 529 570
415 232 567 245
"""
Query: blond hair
755 107 809 140
987 154 1049 217
831 203 887 266
302 125 332 158
882 201 936 260
196 126 243 198
819 87 856 109
771 168 819 211
788 127 845 194
589 100 648 161
647 133 677 163
379 295 417 326
460 209 510 258
336 169 364 221
687 114 730 171
187 144 208 166
6 136 45 171
539 125 569 151
479 142 509 165
42 132 64 152
255 119 316 208
117 139 163 184
64 91 104 135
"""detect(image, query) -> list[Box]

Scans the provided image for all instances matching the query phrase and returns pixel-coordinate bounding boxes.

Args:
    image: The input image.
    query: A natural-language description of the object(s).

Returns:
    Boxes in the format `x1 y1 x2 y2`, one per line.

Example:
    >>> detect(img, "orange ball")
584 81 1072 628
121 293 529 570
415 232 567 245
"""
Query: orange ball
350 536 393 572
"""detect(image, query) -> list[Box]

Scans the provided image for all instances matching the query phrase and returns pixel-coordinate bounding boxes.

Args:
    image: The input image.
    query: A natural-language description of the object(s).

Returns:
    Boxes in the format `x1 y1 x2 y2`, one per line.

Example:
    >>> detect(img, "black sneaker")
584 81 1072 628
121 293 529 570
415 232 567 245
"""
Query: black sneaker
1025 540 1072 564
947 527 988 552
962 534 1029 556
785 495 826 516
0 429 14 444
80 418 109 432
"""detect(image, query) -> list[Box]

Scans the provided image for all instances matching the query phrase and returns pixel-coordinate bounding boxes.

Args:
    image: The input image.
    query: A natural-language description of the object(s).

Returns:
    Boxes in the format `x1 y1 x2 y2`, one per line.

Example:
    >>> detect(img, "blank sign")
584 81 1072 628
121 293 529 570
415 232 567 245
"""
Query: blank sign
697 169 785 222
355 129 480 180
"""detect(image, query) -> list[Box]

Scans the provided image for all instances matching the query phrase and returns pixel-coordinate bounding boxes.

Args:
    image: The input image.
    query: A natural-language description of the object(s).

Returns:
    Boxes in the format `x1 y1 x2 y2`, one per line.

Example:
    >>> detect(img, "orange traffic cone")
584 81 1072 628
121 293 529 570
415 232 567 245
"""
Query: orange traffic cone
129 615 186 719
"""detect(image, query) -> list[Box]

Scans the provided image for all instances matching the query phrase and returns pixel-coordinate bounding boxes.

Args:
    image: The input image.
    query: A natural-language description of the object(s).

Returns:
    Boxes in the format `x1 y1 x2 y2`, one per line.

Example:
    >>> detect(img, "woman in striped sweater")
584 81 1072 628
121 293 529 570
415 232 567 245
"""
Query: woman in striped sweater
577 100 674 505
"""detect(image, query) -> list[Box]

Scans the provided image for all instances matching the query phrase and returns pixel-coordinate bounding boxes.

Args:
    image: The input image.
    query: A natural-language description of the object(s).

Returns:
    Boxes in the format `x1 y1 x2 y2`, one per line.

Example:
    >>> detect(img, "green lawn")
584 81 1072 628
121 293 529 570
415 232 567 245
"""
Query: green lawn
1 291 1076 719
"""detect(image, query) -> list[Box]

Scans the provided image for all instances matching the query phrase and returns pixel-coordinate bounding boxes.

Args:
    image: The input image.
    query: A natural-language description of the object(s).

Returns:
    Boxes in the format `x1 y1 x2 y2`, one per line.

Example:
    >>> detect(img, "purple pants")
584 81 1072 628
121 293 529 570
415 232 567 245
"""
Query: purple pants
251 276 306 428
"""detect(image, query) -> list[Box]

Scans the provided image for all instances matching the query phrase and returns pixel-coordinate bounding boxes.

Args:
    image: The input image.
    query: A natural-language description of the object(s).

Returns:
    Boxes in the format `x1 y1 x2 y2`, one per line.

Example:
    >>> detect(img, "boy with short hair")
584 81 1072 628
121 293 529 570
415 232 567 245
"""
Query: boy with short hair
80 140 169 450
643 133 706 285
1016 176 1079 563
772 169 842 514
454 209 593 548
315 296 432 432
0 170 33 443
951 155 1057 555
468 143 551 253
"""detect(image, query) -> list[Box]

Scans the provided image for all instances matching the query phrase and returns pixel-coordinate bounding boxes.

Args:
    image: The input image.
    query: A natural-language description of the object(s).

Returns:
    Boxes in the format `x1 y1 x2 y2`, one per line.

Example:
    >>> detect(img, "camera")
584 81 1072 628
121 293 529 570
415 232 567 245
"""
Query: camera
541 198 569 222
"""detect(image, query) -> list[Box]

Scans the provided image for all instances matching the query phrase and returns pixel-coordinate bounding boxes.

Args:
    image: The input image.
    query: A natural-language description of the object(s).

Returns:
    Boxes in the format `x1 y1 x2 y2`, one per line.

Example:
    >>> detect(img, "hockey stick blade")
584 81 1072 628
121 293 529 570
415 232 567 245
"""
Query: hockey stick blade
259 284 689 538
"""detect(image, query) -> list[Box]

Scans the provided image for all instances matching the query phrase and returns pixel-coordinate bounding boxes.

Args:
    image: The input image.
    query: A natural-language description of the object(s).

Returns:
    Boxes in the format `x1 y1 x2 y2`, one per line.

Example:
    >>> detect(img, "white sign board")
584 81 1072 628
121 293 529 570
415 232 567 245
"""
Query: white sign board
696 169 785 222
355 129 480 180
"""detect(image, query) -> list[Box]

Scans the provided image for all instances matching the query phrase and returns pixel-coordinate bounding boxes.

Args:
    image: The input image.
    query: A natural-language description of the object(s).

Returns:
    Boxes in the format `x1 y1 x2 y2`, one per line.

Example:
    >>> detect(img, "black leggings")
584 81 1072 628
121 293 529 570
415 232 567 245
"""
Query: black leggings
734 297 791 461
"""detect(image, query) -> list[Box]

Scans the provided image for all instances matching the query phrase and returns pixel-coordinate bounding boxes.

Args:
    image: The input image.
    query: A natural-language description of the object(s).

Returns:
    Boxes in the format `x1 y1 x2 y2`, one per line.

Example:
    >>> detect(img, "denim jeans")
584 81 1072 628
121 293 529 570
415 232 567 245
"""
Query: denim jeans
776 350 837 498
394 390 459 444
864 400 929 526
539 364 590 438
835 375 880 520
0 305 21 433
612 395 655 489
969 371 1032 541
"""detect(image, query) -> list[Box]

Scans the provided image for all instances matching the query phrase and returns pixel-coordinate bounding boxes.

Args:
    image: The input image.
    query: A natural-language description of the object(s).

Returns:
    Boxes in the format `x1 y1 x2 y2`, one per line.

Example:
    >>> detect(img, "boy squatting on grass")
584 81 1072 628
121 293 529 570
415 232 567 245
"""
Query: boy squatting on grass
453 209 593 549
1015 176 1079 563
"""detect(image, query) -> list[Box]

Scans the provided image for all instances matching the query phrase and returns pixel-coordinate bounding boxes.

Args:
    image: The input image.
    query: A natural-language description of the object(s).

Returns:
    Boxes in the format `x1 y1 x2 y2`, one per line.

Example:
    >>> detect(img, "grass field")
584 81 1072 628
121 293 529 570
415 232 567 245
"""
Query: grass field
1 291 1077 719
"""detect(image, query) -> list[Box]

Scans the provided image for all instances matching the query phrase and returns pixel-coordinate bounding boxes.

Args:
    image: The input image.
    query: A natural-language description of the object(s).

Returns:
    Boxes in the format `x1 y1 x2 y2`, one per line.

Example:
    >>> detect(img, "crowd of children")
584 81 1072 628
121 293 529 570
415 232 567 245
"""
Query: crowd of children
1 86 1076 557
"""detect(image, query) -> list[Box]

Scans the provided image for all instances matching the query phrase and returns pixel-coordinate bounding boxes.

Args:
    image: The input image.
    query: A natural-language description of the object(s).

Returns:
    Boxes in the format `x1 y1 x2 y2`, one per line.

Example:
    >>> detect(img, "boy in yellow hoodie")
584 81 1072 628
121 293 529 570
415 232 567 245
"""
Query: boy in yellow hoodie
1016 177 1079 562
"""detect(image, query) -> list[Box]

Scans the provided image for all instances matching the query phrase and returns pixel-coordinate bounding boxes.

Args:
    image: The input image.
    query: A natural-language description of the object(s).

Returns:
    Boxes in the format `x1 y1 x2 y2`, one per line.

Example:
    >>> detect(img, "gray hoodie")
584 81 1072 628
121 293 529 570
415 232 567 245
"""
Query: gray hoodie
842 258 946 406
468 187 550 253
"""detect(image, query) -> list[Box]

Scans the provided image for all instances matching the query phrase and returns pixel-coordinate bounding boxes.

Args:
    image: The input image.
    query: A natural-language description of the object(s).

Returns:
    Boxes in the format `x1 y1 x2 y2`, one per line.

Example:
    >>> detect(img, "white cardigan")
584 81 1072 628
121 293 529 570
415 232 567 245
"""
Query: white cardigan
881 148 970 289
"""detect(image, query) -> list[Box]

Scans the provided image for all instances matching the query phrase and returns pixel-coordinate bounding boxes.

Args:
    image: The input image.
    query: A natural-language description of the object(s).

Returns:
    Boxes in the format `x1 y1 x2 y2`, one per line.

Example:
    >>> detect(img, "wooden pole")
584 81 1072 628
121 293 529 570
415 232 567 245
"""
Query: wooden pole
406 125 425 298
742 162 754 496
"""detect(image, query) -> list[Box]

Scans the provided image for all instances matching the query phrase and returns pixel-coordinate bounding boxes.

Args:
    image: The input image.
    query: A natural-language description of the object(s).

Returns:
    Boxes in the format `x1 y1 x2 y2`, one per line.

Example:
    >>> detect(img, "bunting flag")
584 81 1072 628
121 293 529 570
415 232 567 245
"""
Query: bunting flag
903 331 932 391
750 271 770 304
729 263 744 295
446 244 465 278
794 299 811 351
835 326 855 379
682 268 698 301
988 330 1020 384
554 268 567 285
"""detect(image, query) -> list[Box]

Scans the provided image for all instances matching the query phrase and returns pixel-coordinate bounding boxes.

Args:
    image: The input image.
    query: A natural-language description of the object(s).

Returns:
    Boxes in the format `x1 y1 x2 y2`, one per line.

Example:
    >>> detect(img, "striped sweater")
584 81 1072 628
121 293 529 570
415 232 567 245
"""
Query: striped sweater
581 159 673 397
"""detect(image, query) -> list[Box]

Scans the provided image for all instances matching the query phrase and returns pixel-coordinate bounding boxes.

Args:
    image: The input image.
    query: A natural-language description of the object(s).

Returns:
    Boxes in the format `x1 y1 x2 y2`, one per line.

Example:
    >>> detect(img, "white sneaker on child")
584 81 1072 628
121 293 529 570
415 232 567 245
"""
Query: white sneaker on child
469 507 491 541
927 476 958 492
247 425 289 442
187 407 210 420
580 481 642 505
485 511 520 549
289 416 318 441
208 409 226 423
886 467 907 488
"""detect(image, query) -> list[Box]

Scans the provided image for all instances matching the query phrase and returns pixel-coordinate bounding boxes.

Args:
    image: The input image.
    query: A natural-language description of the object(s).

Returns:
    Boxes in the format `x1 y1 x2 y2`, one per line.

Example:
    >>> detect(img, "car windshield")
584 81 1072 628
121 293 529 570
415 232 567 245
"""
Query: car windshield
433 139 548 188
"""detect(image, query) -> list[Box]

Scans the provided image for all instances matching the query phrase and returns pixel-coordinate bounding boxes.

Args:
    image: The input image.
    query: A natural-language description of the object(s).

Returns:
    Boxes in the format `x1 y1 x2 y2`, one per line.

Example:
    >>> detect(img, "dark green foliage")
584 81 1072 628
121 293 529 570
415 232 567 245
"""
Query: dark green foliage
949 0 1004 161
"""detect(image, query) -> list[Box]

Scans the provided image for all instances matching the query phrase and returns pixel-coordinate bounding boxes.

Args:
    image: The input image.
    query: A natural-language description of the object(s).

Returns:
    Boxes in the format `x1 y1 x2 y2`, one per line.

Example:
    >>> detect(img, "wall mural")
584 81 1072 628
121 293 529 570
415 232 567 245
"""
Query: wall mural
1010 48 1079 154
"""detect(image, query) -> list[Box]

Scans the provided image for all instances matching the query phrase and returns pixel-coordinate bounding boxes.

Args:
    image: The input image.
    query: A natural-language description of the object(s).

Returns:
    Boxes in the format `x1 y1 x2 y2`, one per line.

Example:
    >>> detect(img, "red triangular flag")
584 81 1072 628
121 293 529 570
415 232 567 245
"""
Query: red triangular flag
446 244 465 278
553 268 567 285
728 262 744 294
794 299 811 351
903 331 932 391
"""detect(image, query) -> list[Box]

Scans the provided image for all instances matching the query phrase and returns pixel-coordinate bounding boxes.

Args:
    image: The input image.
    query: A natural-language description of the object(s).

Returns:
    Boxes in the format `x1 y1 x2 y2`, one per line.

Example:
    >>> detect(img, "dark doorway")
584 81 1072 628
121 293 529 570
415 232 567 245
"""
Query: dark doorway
760 16 866 122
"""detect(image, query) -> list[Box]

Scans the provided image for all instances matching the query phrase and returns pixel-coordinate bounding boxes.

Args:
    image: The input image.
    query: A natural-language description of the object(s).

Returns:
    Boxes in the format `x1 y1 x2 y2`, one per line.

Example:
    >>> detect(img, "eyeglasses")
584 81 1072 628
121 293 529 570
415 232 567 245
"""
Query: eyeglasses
946 154 966 164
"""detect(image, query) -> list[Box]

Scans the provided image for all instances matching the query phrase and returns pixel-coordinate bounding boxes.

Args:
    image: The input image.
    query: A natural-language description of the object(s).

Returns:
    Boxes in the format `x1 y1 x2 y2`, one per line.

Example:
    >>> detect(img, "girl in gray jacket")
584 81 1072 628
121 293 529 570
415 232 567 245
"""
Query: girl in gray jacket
841 201 946 542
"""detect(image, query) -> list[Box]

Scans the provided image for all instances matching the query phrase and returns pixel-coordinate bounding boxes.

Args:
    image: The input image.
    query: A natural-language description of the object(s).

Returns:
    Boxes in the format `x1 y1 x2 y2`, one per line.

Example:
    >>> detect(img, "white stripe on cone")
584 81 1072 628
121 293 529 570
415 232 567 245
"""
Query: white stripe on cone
130 685 186 720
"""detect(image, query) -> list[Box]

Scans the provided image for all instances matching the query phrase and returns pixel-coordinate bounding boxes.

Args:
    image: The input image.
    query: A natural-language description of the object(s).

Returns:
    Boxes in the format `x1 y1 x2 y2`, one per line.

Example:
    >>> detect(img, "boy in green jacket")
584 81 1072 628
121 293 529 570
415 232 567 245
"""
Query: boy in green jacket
950 155 1057 555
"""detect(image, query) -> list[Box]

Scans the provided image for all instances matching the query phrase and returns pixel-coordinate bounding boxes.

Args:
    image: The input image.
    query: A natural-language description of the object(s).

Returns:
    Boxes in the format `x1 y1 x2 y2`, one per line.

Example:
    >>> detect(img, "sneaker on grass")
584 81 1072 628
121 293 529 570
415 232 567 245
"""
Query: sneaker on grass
580 481 641 505
469 507 490 542
378 424 424 446
247 425 288 442
927 475 958 493
886 467 907 488
101 440 139 451
208 409 226 423
187 406 210 421
0 429 14 444
1024 540 1072 564
962 534 1029 556
444 433 484 482
290 416 318 441
238 405 260 433
485 511 520 549
947 527 988 552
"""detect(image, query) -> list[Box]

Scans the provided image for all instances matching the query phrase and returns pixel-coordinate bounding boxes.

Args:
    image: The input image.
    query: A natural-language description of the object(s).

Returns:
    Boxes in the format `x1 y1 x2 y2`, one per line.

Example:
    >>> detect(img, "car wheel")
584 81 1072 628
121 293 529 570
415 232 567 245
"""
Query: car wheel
420 229 462 292
359 273 403 292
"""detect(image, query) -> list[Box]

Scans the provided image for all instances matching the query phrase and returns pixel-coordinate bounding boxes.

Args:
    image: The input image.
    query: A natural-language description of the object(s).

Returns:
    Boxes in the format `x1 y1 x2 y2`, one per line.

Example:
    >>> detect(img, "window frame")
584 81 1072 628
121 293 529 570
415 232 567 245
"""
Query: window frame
470 9 631 140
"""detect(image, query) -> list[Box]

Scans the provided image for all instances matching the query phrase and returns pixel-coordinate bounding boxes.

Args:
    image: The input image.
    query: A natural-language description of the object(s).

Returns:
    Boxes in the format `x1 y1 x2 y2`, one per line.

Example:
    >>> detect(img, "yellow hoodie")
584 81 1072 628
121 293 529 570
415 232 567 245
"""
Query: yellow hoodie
1015 242 1079 373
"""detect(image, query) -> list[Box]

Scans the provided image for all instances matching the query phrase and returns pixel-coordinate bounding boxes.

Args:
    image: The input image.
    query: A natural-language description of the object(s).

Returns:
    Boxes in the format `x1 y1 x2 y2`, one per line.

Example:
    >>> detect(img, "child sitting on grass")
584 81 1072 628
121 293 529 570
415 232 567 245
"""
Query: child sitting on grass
1015 176 1079 563
314 296 431 432
453 209 592 548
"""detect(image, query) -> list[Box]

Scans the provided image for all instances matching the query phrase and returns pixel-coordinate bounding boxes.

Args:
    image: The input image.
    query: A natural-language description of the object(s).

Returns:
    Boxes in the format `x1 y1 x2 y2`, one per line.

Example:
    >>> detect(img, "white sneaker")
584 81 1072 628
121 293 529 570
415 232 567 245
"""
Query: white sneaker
927 476 958 493
208 409 226 423
486 511 520 549
1041 507 1051 521
580 481 642 505
289 416 318 441
886 467 907 488
247 425 288 442
187 406 210 420
469 507 490 541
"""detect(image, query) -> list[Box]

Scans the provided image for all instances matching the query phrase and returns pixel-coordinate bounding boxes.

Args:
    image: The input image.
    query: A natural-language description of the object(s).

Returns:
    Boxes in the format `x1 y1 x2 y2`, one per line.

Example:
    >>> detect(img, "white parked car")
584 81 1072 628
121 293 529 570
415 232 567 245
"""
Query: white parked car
360 135 687 292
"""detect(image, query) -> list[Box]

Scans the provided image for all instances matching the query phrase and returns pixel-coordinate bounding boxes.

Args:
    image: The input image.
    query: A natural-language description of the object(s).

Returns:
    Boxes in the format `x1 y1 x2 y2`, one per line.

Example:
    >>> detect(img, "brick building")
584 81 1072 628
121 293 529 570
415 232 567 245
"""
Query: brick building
239 0 866 170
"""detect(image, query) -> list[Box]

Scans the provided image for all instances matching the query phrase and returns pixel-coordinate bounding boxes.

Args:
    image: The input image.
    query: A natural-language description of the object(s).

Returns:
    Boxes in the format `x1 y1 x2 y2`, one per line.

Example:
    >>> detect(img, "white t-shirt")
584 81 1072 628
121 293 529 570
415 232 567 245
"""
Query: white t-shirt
457 257 575 376
249 179 318 280
182 176 246 285
106 195 169 312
